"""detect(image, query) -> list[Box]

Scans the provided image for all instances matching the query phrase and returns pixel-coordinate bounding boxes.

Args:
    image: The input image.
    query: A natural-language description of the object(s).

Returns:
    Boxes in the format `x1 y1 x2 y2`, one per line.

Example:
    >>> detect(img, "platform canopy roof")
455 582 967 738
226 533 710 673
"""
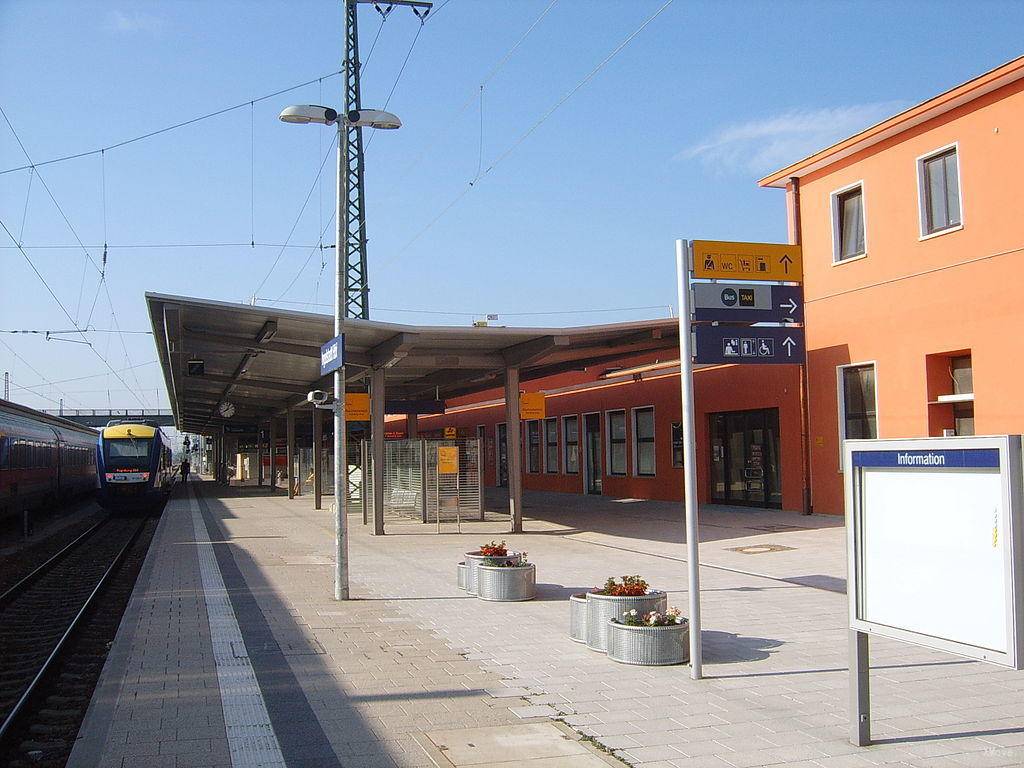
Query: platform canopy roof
146 293 680 435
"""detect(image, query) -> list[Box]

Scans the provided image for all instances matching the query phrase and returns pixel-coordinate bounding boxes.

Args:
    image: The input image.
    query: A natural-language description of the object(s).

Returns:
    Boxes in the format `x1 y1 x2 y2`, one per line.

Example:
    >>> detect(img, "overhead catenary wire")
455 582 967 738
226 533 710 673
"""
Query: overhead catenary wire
0 70 344 175
0 336 82 408
9 360 158 392
254 297 669 318
400 0 559 181
379 0 675 270
250 132 339 299
0 106 148 406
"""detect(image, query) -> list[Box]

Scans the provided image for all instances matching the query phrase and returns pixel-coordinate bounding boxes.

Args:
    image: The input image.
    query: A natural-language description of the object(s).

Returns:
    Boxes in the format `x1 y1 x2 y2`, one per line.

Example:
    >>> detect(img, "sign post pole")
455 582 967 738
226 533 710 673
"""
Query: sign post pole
850 629 871 746
675 239 703 680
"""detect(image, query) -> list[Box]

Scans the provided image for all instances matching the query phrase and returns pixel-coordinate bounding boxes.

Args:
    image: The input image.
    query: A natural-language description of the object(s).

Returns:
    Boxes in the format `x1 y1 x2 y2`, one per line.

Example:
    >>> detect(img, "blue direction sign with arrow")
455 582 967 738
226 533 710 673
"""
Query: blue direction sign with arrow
694 325 805 365
691 283 803 323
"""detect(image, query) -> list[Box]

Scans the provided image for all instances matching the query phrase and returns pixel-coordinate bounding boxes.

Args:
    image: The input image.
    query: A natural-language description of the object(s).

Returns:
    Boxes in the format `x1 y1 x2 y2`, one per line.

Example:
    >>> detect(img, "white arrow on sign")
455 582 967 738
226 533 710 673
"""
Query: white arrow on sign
782 337 796 356
781 298 798 314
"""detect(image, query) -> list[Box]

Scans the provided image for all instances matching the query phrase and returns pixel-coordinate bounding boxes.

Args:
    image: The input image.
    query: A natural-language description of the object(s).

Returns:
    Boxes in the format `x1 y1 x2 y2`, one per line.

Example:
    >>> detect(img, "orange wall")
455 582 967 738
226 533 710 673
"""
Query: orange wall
791 76 1024 514
404 354 803 510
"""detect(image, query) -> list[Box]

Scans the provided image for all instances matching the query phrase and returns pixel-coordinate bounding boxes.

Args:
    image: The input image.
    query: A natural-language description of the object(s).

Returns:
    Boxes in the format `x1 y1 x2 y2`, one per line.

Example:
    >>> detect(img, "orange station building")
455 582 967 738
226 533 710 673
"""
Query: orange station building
399 356 804 511
760 56 1024 515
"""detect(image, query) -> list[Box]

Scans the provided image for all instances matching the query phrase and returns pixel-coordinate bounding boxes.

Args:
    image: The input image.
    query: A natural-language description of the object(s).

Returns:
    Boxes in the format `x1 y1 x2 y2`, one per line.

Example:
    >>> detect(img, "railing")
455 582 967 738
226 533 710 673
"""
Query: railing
42 409 173 417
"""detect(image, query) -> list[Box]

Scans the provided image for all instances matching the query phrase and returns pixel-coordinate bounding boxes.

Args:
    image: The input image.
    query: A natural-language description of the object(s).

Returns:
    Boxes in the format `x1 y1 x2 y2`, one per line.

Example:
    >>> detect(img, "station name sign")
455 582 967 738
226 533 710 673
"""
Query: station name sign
320 334 345 377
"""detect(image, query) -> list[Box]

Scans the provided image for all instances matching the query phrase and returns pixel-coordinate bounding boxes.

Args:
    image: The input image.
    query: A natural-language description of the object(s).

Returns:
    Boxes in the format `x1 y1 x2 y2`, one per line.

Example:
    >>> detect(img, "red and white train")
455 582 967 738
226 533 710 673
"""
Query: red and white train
0 398 98 520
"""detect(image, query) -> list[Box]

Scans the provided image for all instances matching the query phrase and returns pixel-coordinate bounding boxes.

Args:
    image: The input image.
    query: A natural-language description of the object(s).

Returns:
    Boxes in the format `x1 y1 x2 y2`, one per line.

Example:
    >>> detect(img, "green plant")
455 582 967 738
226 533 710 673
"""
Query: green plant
593 575 649 596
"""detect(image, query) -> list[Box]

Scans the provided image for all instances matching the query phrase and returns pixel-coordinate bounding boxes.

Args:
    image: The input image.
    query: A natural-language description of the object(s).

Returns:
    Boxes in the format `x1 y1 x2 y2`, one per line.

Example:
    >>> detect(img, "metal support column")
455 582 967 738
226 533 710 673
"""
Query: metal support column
407 412 418 438
504 367 523 533
286 409 295 500
850 630 871 746
313 408 323 510
370 367 385 535
269 419 277 490
419 438 428 523
257 425 264 486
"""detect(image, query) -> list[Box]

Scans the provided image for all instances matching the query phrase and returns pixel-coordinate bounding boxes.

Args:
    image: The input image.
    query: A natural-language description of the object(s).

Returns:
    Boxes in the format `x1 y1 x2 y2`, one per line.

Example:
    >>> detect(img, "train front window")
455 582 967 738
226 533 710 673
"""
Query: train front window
105 438 152 461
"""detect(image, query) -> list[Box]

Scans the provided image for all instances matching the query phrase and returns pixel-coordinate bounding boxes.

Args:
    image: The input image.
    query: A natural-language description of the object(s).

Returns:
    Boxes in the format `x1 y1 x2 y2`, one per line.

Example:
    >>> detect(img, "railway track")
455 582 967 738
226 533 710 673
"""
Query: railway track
0 513 159 767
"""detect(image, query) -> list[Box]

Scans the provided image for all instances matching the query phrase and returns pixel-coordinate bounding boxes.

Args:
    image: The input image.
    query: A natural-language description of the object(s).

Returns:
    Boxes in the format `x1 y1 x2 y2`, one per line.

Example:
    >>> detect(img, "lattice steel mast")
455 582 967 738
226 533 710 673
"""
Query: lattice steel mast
343 0 430 318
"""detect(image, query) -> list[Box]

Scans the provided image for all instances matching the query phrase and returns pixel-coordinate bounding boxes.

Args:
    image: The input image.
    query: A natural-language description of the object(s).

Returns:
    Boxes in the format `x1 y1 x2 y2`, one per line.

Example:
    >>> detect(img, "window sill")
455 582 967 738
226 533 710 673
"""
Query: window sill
634 474 656 479
919 224 963 242
832 253 868 267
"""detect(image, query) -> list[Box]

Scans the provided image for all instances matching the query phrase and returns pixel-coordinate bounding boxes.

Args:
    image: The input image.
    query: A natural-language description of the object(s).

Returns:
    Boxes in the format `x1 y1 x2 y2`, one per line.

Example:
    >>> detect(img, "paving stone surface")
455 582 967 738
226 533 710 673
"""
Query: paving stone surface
70 481 1024 767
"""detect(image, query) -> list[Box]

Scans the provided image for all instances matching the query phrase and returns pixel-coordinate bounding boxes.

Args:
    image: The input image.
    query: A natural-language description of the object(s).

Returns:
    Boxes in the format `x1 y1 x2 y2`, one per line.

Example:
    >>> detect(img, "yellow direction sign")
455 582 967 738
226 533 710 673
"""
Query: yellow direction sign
443 426 458 439
692 240 802 282
520 392 546 420
345 393 370 421
437 446 459 474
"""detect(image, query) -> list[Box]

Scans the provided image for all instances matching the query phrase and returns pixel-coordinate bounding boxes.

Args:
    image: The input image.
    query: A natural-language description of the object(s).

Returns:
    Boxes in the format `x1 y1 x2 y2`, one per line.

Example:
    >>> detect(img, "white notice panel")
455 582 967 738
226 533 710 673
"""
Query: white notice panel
846 436 1024 668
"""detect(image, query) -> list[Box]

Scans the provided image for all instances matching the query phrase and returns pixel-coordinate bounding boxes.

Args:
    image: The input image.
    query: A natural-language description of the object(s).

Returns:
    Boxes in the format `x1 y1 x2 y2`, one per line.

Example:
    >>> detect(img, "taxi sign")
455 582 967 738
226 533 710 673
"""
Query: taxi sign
345 393 370 421
520 392 546 420
692 240 802 282
437 446 459 474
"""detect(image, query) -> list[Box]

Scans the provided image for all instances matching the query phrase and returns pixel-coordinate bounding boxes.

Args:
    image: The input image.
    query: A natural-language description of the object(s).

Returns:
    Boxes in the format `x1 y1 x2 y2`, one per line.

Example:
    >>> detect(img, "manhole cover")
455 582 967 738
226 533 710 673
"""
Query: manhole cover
727 543 795 555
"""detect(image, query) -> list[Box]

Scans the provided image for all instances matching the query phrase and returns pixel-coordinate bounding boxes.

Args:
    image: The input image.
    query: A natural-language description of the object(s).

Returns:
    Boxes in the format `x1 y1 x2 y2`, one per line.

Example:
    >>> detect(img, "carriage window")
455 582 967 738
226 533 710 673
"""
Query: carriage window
105 438 152 460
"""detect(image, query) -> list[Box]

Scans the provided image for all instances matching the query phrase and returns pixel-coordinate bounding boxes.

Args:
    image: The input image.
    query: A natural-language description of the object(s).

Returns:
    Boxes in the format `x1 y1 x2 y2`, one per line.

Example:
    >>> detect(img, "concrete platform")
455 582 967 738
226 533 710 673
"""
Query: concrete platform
69 480 1024 767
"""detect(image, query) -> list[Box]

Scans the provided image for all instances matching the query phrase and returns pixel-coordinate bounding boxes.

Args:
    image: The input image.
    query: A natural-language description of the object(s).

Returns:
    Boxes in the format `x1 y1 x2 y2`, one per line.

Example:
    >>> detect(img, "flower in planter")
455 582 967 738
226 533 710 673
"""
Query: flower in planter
478 539 508 557
481 552 527 567
616 606 685 627
592 575 649 596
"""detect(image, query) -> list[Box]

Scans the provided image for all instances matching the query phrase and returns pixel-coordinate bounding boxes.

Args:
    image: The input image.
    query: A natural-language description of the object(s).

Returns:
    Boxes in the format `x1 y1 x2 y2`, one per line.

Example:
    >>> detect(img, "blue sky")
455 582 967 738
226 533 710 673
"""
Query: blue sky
2 0 1023 411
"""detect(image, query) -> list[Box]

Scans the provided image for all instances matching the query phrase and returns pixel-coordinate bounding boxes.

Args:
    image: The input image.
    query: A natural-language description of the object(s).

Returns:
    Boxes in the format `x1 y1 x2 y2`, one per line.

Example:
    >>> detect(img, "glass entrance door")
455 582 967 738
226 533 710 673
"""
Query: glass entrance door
584 413 602 495
497 424 508 487
709 408 781 508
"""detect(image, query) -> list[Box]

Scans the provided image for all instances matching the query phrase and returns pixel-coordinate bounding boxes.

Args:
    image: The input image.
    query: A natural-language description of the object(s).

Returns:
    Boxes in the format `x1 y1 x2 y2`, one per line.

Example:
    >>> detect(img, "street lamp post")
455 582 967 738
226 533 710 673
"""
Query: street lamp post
279 104 400 600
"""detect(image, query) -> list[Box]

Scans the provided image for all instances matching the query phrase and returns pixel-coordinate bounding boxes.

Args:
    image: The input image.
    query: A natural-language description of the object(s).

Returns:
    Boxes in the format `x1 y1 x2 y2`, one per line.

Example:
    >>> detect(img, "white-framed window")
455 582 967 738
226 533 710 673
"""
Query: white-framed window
606 410 627 477
830 181 866 263
632 406 656 477
837 362 878 468
563 415 579 475
544 417 559 473
917 144 962 237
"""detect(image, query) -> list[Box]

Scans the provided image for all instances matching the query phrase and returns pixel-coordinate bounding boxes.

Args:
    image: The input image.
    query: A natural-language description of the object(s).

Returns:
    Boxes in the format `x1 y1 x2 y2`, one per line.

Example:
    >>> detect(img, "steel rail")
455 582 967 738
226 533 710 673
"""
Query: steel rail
0 517 109 608
0 518 147 744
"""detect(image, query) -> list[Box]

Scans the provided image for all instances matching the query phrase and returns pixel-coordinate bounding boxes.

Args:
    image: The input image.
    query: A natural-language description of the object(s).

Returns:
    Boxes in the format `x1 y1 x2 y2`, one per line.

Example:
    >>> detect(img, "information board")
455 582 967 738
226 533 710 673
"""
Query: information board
437 446 459 475
845 436 1024 668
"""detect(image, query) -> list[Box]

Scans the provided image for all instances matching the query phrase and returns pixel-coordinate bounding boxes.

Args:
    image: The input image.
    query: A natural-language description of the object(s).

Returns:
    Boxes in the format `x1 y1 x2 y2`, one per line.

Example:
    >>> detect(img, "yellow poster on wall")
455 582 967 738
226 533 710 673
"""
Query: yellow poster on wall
520 392 546 420
443 426 458 439
438 446 459 474
345 393 371 421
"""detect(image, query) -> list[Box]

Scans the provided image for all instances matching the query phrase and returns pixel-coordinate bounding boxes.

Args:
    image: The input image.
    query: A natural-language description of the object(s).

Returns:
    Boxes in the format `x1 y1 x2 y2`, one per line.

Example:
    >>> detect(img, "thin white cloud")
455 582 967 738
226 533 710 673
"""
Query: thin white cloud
106 10 164 34
677 101 907 175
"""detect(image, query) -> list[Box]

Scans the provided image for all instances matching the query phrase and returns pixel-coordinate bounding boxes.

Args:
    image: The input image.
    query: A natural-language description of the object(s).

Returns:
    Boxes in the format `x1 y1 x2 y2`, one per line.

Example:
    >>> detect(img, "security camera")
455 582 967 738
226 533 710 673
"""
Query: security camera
307 390 331 406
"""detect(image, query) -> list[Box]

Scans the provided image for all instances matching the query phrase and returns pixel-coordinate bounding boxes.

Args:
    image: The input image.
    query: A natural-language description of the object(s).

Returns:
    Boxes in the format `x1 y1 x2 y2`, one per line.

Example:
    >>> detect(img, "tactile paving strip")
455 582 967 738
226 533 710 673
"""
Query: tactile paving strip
189 491 287 768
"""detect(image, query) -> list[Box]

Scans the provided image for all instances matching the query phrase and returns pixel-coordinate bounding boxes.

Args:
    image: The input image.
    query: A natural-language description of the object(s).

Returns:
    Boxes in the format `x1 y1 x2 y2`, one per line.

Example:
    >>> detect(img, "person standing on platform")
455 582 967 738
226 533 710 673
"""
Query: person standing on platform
180 458 191 483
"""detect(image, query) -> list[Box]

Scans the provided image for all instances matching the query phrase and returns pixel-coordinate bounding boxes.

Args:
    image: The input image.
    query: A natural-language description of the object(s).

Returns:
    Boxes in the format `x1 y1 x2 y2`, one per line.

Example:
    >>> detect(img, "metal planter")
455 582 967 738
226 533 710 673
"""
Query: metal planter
464 551 521 595
585 591 667 652
475 563 536 602
569 593 588 643
606 619 689 666
457 562 468 591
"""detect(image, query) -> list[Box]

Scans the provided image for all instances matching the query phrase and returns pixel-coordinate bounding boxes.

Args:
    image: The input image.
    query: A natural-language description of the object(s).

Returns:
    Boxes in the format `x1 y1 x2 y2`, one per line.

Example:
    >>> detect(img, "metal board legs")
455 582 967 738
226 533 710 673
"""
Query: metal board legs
850 629 871 746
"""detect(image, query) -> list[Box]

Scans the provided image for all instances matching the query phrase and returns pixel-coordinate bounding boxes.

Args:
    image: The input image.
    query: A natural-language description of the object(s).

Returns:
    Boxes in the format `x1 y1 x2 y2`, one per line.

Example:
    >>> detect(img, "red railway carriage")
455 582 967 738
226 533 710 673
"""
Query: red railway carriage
0 398 97 520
